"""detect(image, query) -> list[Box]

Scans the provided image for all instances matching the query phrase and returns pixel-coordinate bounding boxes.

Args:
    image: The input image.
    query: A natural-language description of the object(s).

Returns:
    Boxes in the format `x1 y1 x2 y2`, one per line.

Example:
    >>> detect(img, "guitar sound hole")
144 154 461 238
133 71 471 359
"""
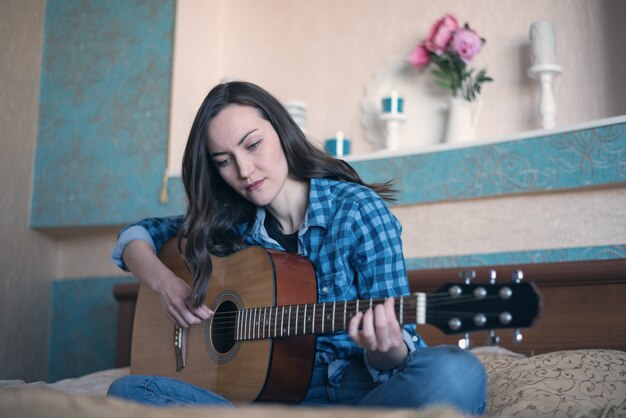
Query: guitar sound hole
212 300 237 354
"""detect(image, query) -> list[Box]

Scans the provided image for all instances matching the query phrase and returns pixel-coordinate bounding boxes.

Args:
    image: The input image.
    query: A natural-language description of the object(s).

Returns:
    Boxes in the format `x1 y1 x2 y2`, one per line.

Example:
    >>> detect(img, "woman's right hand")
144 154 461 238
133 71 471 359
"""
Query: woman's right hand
122 240 213 328
154 271 213 328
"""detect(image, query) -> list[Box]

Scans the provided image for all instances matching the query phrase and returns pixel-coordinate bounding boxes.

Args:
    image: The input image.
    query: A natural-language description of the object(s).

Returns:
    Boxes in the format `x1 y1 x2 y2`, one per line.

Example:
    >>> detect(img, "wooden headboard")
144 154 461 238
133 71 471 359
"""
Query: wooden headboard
114 258 626 366
408 258 626 356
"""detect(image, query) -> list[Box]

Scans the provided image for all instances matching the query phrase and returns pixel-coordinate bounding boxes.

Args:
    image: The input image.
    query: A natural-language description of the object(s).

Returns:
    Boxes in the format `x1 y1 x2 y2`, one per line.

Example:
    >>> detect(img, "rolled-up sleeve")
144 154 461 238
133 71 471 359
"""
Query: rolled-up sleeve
110 215 184 271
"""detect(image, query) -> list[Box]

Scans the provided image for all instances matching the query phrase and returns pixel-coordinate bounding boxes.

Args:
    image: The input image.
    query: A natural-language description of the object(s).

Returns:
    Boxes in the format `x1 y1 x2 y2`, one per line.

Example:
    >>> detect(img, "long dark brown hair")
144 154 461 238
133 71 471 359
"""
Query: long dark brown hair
179 81 396 307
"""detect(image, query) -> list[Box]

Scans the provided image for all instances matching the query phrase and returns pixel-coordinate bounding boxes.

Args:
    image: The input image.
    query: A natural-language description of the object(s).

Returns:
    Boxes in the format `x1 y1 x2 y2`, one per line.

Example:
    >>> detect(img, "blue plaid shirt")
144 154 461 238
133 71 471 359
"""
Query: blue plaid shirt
112 178 424 385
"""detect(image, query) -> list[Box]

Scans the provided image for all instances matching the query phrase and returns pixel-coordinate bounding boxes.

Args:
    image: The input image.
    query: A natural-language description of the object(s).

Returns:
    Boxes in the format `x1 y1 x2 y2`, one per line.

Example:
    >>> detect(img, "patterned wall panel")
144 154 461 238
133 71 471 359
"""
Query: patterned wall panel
350 120 626 205
406 244 626 270
32 0 181 228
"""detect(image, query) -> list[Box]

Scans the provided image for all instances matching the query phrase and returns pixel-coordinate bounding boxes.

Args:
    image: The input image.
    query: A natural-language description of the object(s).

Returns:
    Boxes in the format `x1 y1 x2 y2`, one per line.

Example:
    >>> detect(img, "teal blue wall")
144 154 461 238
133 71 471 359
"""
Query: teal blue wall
49 276 137 382
32 0 182 228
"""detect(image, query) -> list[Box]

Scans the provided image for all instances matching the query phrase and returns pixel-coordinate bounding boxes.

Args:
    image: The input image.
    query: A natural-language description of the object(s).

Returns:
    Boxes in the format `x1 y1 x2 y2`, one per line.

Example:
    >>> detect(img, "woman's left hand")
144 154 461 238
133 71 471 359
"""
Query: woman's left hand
348 296 408 369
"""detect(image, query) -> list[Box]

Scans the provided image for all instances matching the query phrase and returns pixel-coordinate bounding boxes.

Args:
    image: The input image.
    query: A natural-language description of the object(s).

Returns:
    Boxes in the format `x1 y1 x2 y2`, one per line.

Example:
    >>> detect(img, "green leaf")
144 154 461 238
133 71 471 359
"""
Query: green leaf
435 79 452 90
432 70 450 78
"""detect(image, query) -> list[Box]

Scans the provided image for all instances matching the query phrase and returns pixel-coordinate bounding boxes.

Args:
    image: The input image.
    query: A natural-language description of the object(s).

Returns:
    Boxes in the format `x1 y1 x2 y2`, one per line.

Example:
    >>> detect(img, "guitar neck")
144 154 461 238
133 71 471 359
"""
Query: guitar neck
233 295 426 341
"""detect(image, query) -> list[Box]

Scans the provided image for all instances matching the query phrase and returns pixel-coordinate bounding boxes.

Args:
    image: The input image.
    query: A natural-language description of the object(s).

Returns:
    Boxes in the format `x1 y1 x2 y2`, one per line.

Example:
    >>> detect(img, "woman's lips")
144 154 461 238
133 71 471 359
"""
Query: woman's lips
245 179 265 192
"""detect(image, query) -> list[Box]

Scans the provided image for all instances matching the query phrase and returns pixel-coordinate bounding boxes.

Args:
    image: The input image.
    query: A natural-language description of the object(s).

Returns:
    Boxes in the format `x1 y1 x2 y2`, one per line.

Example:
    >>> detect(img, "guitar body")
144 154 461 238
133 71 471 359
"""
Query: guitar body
130 241 318 403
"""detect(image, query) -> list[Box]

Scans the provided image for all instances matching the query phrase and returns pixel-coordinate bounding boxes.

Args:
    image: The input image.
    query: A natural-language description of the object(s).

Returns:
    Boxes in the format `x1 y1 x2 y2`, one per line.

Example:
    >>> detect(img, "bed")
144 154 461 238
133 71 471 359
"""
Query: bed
1 258 625 417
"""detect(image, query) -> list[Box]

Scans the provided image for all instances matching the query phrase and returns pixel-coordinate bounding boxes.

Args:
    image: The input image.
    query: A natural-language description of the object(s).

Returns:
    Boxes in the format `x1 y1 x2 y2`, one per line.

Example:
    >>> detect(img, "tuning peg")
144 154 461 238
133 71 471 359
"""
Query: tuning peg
512 270 524 283
489 270 497 284
460 270 476 285
458 333 472 350
486 330 500 346
513 328 523 344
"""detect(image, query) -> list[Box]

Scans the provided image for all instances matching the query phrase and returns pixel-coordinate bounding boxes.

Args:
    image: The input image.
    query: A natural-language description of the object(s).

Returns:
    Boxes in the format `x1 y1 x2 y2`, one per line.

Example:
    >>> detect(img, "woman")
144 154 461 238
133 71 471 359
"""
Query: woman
108 81 486 414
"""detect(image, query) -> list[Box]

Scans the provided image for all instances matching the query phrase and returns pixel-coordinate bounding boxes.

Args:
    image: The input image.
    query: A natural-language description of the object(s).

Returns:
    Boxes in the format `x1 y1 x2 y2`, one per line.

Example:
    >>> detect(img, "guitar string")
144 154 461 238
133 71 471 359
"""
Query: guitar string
183 294 506 337
188 312 506 334
189 293 491 329
189 293 500 325
184 309 512 340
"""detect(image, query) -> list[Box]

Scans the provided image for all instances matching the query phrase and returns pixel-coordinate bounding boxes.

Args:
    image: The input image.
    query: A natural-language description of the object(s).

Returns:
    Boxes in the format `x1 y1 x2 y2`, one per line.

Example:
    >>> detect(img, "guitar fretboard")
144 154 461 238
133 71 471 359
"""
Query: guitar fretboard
234 294 426 341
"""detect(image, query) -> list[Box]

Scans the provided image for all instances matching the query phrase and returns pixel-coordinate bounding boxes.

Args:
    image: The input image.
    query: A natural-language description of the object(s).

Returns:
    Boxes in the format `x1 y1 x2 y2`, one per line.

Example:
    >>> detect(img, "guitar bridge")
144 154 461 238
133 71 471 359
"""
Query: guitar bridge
174 326 187 371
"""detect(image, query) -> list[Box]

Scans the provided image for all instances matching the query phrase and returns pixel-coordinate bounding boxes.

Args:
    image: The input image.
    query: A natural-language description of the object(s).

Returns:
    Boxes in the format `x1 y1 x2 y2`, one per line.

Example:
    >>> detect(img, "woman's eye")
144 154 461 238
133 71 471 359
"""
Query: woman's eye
248 140 261 151
215 158 231 168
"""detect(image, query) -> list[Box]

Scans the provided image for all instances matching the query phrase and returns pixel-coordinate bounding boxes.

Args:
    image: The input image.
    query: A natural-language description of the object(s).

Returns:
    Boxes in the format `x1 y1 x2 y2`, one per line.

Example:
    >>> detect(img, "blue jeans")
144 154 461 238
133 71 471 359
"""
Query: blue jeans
108 345 486 414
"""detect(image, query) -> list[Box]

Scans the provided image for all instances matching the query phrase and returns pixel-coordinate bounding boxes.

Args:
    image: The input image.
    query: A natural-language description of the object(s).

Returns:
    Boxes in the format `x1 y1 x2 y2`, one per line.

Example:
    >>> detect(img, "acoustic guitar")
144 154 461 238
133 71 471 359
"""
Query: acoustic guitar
131 239 541 403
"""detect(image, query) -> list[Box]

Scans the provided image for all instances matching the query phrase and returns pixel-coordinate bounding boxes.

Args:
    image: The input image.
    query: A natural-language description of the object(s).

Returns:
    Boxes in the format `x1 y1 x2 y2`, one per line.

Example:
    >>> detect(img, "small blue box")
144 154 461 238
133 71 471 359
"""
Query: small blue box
325 138 351 157
382 97 404 113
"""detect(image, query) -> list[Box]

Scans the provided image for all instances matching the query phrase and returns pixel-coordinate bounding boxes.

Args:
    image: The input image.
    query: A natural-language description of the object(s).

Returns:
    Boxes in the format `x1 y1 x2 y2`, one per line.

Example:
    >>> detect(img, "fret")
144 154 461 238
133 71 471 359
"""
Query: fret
400 297 404 325
369 298 373 310
295 305 299 336
248 309 252 340
343 301 347 329
262 307 267 339
331 301 336 332
240 309 245 341
240 309 244 341
256 308 261 339
321 303 325 333
312 304 316 333
303 304 307 334
253 308 257 340
251 309 255 340
243 309 248 341
356 299 359 315
267 307 273 338
280 307 285 336
246 309 252 339
274 306 278 338
236 309 241 341
249 309 254 340
287 306 292 336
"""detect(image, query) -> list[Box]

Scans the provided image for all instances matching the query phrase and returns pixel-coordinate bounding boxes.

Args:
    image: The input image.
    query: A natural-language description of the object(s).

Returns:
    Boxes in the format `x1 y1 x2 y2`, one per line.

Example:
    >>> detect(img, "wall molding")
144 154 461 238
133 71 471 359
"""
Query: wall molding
405 244 626 271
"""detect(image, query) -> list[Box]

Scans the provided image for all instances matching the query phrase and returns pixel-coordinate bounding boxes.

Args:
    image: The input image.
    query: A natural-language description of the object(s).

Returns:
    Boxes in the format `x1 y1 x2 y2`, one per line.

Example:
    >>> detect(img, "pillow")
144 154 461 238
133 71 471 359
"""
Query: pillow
475 349 626 417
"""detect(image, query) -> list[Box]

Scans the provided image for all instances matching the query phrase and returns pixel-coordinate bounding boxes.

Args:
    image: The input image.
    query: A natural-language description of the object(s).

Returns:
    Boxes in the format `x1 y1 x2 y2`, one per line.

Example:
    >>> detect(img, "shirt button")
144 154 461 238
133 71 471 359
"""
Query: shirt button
412 336 419 342
321 286 328 293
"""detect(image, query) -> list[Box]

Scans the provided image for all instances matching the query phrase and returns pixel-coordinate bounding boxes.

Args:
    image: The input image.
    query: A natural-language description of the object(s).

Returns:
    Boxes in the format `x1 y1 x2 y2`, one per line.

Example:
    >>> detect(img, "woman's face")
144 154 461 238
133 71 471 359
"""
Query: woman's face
207 104 289 207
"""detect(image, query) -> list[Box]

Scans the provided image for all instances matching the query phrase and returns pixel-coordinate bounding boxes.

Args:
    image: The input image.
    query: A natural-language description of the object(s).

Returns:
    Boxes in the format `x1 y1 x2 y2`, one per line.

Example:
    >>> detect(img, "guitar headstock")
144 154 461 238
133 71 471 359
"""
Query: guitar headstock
426 270 542 336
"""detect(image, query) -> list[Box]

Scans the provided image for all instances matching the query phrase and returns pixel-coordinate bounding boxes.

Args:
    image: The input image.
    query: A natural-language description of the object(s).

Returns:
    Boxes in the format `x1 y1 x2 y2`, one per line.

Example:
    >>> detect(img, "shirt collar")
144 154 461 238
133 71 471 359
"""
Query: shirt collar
304 177 334 229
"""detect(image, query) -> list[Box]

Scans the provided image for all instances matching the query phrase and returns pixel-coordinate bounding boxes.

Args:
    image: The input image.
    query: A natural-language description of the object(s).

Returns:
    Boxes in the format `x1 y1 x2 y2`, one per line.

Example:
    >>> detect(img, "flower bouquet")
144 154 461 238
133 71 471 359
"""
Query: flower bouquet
409 14 492 101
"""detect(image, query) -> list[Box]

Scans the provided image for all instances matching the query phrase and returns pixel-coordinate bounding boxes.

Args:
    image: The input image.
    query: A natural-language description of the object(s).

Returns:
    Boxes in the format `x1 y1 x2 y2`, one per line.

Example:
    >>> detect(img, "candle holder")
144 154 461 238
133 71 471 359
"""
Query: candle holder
528 63 562 130
380 91 406 150
381 113 406 151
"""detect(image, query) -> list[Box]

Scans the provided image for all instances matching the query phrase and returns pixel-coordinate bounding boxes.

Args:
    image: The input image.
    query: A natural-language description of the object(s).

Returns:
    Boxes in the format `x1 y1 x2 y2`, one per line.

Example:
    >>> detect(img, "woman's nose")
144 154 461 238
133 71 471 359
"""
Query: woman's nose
237 157 254 178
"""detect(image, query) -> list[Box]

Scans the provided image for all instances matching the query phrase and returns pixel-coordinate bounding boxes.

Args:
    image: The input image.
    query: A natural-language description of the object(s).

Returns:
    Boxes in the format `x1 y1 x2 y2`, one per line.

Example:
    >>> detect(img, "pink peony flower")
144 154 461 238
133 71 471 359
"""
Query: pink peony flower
410 13 493 101
408 44 430 69
424 14 459 55
450 28 483 63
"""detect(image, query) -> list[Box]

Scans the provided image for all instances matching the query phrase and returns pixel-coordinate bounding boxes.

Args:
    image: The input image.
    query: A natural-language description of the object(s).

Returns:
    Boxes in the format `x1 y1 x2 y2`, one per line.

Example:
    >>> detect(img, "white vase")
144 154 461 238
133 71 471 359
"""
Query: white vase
443 96 483 144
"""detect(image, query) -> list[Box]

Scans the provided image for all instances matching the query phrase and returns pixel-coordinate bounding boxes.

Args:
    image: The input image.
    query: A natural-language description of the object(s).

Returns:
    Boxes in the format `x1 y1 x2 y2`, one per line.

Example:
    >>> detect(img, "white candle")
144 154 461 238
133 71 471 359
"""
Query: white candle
391 90 399 114
336 131 344 157
530 21 558 66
